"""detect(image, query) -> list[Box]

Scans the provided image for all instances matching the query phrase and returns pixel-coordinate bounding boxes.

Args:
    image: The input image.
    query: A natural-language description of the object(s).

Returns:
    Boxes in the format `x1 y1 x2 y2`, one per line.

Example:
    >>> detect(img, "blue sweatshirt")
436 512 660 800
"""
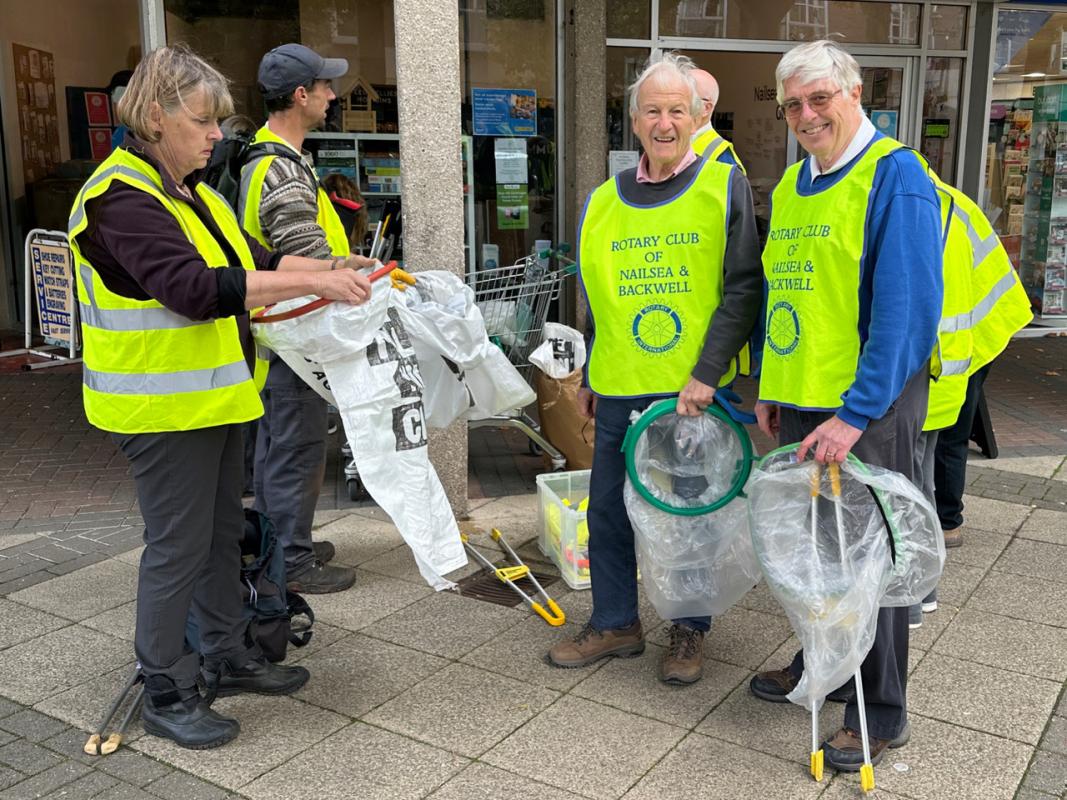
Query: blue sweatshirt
767 134 943 430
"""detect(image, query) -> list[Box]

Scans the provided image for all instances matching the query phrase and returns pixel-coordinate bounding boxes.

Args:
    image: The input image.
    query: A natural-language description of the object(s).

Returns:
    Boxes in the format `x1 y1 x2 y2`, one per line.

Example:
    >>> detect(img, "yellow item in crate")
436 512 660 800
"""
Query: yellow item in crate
548 497 589 576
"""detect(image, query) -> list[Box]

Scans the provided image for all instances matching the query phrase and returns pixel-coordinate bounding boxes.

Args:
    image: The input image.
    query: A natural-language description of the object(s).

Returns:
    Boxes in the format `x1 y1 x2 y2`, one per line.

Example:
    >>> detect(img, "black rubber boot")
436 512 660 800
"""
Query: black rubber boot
142 676 239 750
204 656 310 700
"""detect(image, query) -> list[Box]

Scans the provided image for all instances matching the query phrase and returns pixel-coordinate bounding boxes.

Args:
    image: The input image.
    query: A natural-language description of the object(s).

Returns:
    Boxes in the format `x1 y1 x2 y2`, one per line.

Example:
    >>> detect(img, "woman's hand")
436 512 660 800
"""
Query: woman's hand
314 269 372 305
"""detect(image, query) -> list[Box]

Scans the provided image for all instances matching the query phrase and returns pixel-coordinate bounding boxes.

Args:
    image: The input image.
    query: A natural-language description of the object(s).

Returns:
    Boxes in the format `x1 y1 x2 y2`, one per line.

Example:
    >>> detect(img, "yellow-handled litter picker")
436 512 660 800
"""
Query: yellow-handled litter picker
828 462 876 793
462 529 566 626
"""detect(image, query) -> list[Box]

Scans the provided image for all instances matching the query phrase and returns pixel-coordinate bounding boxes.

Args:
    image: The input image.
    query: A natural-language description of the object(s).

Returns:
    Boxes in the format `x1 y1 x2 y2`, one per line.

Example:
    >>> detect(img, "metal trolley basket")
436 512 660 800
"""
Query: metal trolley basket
341 249 575 500
468 250 576 471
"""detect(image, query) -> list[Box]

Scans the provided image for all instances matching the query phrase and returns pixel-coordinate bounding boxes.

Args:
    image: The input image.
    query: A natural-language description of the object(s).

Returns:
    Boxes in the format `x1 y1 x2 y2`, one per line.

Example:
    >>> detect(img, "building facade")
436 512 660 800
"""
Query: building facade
3 0 1066 332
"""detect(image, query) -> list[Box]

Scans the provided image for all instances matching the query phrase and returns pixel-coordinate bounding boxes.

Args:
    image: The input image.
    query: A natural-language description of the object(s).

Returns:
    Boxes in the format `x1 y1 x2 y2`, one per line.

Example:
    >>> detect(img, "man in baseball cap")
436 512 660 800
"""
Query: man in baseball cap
257 43 348 99
240 43 366 595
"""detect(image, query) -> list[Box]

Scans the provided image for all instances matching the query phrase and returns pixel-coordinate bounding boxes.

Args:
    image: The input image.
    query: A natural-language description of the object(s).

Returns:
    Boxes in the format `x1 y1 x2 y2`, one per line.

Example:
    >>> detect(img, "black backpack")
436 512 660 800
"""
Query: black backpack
203 135 318 213
186 508 314 663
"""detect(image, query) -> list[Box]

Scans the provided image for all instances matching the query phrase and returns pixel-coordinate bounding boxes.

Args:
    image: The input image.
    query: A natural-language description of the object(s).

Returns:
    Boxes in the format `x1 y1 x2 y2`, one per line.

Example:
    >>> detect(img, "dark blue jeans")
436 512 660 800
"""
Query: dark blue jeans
588 396 710 633
253 355 329 576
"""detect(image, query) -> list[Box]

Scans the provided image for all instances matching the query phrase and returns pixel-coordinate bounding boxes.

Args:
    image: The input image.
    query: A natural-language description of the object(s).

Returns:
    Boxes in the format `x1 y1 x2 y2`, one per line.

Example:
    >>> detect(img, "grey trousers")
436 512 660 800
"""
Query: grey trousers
115 424 253 687
253 355 328 575
780 366 929 740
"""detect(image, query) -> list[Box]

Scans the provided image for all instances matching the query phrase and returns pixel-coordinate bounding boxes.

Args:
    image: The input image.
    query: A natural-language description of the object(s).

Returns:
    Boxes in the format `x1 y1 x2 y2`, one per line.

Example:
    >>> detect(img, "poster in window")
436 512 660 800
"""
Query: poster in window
89 128 112 161
85 91 112 127
473 88 536 137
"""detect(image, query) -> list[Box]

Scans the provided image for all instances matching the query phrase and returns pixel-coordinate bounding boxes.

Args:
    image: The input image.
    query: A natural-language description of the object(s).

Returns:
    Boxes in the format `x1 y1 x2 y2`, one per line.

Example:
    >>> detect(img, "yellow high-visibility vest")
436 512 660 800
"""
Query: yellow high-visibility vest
760 136 906 408
580 157 737 396
693 127 746 174
68 147 265 434
923 176 1032 430
238 125 350 257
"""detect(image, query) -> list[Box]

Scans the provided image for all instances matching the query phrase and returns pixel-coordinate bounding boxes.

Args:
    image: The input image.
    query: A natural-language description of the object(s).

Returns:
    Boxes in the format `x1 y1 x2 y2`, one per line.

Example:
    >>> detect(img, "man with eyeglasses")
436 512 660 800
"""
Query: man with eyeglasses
750 40 943 773
690 68 744 172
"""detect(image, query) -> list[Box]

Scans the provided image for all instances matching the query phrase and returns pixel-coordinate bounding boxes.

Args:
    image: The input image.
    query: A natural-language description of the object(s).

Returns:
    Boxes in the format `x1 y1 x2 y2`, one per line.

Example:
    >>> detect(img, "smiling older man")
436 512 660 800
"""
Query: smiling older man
545 52 761 686
751 40 943 772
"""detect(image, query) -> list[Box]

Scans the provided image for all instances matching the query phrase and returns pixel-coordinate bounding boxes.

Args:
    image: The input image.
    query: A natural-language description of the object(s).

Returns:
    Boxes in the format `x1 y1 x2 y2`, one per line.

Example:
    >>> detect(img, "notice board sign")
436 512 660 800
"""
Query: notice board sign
12 44 60 184
30 238 76 347
472 88 536 136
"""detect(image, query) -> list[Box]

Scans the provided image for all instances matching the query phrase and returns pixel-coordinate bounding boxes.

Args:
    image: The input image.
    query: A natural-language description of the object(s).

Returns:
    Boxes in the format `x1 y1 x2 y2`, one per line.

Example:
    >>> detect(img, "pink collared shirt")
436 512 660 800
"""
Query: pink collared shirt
636 147 699 184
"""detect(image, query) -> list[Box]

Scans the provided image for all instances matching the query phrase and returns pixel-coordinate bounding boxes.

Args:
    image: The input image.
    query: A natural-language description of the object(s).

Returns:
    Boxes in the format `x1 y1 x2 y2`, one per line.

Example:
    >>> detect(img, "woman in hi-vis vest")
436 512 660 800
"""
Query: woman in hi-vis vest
68 45 374 750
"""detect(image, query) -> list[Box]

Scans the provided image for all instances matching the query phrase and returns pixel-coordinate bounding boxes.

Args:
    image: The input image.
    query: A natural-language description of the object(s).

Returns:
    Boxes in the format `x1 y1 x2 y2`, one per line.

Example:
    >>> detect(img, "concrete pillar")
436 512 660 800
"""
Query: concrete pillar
569 0 606 330
393 0 468 517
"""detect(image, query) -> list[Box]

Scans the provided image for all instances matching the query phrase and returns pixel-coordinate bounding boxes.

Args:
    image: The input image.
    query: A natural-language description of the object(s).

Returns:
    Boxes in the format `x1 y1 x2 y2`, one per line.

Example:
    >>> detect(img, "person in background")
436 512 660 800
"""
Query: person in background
322 172 369 253
107 70 133 152
750 39 942 772
690 68 744 170
69 44 372 749
240 44 364 595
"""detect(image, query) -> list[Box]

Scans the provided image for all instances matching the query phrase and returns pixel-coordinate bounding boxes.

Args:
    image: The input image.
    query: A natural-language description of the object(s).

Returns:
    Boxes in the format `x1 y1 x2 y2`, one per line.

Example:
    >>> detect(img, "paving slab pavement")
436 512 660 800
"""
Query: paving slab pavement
0 490 1061 799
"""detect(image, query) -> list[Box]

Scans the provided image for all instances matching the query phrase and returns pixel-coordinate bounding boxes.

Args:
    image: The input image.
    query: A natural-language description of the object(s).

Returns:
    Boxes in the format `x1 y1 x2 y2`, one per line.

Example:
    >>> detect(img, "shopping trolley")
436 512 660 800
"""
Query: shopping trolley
467 247 576 472
340 248 576 500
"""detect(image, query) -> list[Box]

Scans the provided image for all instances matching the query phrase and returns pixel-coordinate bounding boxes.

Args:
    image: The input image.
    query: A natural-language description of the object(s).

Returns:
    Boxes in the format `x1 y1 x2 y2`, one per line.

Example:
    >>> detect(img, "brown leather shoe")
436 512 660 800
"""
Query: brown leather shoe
943 527 963 548
547 622 644 668
659 624 705 685
822 722 911 771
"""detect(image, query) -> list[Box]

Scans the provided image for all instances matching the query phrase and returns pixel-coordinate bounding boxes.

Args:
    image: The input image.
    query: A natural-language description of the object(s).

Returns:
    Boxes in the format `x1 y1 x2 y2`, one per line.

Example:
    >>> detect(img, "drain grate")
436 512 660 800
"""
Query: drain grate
457 568 559 608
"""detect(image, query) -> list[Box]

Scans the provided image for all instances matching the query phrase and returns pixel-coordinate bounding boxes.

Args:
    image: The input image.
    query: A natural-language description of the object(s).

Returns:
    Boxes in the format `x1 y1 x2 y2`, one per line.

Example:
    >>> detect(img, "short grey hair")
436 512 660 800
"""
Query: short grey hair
117 44 234 143
775 40 862 104
628 51 702 119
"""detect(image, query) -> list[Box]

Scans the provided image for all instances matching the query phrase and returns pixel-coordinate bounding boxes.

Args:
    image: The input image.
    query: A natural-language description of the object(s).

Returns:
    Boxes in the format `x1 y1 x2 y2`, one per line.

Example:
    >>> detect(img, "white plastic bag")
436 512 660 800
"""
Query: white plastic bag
529 322 586 379
252 288 467 591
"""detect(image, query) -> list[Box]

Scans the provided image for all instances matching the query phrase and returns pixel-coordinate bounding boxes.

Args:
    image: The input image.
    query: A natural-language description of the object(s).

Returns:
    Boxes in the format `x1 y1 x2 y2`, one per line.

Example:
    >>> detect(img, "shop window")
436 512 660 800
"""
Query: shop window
657 0 921 45
927 4 967 51
606 47 651 153
607 0 652 40
460 0 557 269
922 56 963 181
989 9 1067 318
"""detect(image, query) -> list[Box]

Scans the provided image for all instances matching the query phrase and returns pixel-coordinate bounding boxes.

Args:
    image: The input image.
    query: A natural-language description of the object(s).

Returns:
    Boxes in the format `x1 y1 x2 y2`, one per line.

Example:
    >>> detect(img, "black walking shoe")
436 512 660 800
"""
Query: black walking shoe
749 668 854 703
204 656 310 699
142 678 239 750
312 540 336 564
286 560 355 594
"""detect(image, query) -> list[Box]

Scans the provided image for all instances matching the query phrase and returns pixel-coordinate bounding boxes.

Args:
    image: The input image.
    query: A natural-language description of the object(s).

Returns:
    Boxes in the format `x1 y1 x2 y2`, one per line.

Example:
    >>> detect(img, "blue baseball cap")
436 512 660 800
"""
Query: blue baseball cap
258 44 348 99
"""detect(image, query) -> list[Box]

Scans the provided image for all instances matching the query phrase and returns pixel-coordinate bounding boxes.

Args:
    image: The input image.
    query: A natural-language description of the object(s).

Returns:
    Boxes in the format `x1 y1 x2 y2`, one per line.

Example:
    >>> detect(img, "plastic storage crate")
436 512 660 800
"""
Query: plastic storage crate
536 469 591 590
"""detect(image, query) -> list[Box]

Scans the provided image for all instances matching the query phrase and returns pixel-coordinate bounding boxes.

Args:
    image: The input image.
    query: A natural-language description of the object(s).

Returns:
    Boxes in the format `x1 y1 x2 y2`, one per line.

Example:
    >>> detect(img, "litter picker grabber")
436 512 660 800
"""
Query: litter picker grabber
828 461 876 793
84 666 144 756
809 463 824 782
461 529 565 626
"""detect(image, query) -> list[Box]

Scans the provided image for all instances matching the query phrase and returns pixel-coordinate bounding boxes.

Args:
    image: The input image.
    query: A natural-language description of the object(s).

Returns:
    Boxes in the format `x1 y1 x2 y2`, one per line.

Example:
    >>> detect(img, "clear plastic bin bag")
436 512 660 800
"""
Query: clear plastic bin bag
746 451 945 709
631 414 748 512
623 409 760 621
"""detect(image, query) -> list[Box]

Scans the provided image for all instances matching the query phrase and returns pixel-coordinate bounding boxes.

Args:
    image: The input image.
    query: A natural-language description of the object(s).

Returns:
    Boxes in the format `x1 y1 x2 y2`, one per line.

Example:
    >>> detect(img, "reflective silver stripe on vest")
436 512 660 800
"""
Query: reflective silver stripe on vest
78 264 208 332
84 359 251 395
940 267 1019 334
951 204 998 265
939 357 972 377
69 164 165 233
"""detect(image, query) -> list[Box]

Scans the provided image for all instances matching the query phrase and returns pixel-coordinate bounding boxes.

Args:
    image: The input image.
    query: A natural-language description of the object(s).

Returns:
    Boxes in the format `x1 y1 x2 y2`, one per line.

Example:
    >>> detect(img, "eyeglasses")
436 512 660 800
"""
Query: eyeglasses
779 89 842 118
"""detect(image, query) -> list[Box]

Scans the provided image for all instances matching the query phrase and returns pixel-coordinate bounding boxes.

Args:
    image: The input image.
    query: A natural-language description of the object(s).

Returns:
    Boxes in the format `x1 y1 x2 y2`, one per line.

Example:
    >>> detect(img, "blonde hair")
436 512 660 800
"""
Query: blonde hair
117 44 234 142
